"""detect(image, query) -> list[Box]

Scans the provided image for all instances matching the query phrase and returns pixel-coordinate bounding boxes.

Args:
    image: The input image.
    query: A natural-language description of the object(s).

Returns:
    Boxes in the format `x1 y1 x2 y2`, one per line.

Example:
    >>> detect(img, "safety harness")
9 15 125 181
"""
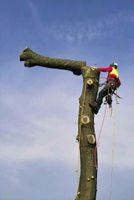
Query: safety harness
100 78 122 109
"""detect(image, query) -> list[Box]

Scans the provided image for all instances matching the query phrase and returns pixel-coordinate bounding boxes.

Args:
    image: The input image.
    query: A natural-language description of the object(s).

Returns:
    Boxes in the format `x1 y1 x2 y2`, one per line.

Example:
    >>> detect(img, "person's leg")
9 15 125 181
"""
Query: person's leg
89 84 109 114
96 84 109 109
105 94 112 107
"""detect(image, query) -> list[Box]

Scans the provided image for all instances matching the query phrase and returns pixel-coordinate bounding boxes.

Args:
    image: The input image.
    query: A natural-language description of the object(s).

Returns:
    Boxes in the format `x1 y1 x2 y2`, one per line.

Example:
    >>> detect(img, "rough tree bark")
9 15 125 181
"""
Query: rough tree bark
20 48 100 200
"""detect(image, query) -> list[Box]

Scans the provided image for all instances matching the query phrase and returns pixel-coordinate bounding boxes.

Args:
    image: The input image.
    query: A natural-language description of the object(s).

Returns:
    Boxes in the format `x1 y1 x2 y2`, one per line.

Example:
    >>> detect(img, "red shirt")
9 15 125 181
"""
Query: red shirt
97 66 121 87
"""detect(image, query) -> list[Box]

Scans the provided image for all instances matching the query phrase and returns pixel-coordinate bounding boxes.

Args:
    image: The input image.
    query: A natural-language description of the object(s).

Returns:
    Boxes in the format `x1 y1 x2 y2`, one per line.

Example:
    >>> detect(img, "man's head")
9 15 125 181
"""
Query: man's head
111 62 118 69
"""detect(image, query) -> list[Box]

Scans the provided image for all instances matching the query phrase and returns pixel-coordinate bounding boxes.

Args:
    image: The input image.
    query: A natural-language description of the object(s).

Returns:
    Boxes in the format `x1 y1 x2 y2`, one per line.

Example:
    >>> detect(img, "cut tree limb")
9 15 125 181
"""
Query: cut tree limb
20 48 86 75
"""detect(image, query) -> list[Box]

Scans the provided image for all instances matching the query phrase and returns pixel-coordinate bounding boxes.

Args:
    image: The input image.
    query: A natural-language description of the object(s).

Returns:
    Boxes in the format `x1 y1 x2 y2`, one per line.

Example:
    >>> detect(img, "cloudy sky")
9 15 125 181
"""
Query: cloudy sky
0 0 134 199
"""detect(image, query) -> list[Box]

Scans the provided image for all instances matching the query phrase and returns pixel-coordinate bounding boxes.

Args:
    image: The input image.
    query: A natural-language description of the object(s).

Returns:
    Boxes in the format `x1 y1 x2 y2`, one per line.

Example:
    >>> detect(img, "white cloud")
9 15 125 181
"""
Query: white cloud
28 1 131 45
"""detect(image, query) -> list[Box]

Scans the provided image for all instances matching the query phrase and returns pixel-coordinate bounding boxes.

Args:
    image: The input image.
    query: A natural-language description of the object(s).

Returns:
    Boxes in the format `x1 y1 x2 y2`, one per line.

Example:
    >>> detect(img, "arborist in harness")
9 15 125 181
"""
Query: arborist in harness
90 62 121 114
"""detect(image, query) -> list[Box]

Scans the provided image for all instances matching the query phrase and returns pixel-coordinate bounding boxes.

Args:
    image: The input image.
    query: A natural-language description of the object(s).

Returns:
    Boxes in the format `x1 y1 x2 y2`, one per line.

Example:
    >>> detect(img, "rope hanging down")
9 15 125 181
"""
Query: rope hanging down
93 76 120 199
96 99 118 200
108 102 117 200
97 104 107 146
93 104 107 168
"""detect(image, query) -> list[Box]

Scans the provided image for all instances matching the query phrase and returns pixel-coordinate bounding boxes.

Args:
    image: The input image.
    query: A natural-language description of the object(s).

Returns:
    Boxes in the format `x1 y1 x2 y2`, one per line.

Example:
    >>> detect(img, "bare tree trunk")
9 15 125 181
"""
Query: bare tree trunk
76 67 100 200
19 48 100 200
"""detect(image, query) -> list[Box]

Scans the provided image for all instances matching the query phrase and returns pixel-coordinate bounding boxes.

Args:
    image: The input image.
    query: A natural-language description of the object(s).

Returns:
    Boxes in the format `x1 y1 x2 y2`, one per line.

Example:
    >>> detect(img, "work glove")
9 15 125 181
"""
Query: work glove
91 66 97 70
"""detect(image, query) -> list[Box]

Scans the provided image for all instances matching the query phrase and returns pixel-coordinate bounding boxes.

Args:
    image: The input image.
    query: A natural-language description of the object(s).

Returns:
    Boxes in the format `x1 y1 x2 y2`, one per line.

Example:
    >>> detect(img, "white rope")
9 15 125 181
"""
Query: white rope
108 100 118 200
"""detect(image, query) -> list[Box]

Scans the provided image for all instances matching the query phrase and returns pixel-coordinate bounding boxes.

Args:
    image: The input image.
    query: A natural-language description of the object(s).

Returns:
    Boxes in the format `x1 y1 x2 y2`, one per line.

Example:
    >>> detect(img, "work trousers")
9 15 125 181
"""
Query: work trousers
96 79 117 109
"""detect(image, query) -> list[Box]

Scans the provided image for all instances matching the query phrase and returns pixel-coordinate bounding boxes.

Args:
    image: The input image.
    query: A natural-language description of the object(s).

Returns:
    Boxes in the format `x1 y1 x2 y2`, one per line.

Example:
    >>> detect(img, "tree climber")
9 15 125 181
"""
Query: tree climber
90 62 121 114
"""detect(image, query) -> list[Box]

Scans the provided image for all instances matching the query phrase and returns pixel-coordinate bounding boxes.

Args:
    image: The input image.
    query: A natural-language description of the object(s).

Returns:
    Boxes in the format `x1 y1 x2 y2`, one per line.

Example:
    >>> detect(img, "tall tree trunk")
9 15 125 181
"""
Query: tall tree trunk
76 67 100 200
19 48 100 200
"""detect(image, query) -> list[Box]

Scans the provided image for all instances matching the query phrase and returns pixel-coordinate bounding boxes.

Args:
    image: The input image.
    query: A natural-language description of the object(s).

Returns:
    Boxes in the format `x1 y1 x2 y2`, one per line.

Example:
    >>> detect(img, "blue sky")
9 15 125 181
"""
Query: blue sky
0 0 134 199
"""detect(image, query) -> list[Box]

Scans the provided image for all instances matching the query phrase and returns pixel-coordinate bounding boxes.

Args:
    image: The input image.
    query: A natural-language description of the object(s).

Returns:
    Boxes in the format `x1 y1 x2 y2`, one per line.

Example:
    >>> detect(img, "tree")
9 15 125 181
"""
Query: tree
20 48 100 200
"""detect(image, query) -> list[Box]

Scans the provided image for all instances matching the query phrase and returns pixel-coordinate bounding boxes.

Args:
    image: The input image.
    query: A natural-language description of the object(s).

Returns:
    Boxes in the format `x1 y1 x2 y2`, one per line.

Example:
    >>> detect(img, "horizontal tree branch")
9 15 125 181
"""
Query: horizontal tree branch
20 48 87 75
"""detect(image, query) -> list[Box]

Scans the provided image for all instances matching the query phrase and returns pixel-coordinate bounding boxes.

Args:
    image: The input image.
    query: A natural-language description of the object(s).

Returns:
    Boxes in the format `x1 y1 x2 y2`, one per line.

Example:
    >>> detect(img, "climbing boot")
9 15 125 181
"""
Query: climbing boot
105 94 112 107
89 103 99 114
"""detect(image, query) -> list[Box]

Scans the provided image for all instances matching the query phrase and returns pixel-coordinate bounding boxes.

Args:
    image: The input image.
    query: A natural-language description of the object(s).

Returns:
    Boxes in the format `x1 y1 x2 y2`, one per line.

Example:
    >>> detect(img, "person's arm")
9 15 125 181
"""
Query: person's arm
96 66 112 72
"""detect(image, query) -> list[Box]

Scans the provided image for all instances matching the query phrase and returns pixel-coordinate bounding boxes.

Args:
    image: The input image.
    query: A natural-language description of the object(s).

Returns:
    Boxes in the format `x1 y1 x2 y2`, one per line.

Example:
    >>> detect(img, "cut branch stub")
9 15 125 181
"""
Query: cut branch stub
87 78 93 86
81 115 90 124
87 134 96 145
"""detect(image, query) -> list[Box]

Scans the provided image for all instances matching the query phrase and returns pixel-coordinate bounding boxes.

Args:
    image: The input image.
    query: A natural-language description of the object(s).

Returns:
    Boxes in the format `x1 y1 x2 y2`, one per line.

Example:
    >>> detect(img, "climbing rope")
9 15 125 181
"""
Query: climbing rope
97 94 118 200
93 104 108 168
97 104 108 146
108 100 118 200
96 99 118 200
93 77 119 199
